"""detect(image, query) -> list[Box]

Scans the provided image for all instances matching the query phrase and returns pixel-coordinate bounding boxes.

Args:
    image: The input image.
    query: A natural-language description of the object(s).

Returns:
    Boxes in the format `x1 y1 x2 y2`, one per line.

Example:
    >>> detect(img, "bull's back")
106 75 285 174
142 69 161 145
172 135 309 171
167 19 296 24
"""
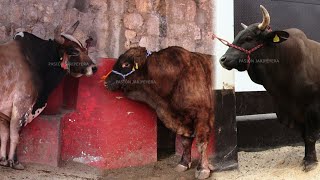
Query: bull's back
263 29 320 127
147 47 213 106
0 41 33 84
147 47 192 97
169 49 214 110
0 41 37 117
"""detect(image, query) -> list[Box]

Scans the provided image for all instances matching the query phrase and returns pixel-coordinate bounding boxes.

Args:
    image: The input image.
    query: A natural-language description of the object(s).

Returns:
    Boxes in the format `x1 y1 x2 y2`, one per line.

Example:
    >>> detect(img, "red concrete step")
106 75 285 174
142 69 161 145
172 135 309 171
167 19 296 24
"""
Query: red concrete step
18 115 61 167
60 59 158 169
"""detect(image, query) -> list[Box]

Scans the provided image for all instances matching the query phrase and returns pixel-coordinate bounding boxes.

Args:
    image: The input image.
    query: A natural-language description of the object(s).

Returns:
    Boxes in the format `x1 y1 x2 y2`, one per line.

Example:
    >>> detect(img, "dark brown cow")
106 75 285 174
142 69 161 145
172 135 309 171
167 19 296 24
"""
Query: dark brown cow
105 46 214 179
220 5 320 171
0 21 97 169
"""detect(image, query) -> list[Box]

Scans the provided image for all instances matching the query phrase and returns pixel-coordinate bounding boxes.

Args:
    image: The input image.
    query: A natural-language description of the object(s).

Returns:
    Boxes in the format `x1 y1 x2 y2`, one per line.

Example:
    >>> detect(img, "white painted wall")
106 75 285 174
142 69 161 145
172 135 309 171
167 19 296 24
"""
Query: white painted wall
235 72 265 92
213 0 266 92
214 0 234 90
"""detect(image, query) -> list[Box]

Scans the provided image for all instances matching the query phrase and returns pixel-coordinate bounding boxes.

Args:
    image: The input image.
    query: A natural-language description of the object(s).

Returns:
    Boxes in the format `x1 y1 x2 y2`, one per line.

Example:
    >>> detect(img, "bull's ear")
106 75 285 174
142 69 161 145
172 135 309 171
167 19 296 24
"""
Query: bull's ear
85 37 94 49
133 47 148 68
265 31 289 44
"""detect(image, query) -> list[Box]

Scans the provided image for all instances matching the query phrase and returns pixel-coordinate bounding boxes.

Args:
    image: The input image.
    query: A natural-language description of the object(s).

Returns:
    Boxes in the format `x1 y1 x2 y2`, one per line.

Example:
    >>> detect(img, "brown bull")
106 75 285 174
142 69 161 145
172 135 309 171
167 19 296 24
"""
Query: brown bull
0 21 97 169
105 46 214 179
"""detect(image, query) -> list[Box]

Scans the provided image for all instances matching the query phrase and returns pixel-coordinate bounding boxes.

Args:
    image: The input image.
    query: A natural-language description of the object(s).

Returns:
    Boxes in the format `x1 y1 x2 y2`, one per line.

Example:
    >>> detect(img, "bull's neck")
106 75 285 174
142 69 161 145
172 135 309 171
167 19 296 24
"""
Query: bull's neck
247 44 286 92
247 64 263 85
18 36 67 113
32 39 65 68
33 41 67 113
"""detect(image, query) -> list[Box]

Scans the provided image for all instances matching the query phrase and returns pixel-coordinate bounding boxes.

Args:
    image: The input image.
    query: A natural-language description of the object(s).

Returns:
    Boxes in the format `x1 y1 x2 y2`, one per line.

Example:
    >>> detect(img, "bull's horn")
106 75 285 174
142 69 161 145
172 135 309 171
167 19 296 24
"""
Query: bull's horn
241 23 248 29
54 24 65 44
258 5 270 30
65 20 80 35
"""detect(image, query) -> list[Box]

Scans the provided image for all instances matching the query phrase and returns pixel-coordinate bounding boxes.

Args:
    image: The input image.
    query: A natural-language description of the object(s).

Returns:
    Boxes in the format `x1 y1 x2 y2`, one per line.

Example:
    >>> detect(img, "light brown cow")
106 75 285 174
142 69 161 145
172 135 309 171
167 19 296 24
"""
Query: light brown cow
0 21 97 169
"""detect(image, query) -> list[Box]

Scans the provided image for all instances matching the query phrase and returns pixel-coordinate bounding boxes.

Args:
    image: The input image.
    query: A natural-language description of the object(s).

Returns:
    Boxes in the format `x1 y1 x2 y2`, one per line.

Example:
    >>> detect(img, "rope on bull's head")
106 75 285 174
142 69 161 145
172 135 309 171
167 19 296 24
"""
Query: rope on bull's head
212 34 264 70
100 66 136 83
100 71 112 83
101 50 151 82
211 25 272 69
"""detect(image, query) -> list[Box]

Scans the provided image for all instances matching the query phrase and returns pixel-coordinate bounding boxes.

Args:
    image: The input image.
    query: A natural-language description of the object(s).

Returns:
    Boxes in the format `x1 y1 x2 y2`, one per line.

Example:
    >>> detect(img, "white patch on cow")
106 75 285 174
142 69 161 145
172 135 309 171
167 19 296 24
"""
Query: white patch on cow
85 65 95 76
32 103 47 119
61 33 84 48
25 103 47 125
14 32 24 39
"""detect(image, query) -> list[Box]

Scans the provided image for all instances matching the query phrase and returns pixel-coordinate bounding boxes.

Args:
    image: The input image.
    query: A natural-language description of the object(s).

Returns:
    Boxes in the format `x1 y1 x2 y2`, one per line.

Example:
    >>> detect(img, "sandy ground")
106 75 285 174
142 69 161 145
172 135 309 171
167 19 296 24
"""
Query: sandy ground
3 144 320 180
0 162 102 180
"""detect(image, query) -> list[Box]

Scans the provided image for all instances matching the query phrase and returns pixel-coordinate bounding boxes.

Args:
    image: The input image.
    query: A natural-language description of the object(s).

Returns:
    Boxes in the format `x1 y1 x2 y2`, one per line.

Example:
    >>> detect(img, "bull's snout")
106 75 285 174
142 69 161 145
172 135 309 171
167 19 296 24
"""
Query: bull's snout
84 64 98 76
219 55 247 71
220 56 227 63
104 78 115 91
104 73 122 91
92 66 98 73
219 55 234 70
219 56 231 70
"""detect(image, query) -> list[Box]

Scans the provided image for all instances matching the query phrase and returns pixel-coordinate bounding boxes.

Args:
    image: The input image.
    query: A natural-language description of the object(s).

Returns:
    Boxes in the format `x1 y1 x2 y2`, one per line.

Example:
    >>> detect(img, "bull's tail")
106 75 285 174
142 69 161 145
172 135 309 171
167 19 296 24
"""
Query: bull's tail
0 112 10 122
209 110 215 130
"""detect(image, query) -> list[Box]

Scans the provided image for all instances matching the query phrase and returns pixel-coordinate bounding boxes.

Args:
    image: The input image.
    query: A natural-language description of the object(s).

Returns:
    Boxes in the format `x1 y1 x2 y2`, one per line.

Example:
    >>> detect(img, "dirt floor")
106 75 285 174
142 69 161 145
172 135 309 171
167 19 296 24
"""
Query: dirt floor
0 161 102 180
2 144 320 180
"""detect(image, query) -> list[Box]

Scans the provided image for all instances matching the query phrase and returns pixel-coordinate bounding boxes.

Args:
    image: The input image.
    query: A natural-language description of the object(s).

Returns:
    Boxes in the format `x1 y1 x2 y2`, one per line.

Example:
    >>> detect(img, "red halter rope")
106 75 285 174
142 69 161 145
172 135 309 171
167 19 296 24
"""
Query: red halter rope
212 34 264 70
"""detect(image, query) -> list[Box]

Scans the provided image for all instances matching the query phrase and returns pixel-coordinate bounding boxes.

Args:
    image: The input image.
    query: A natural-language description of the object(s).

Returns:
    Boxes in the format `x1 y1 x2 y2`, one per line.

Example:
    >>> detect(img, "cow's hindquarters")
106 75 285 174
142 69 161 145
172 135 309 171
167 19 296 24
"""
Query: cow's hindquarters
0 41 38 170
0 119 9 166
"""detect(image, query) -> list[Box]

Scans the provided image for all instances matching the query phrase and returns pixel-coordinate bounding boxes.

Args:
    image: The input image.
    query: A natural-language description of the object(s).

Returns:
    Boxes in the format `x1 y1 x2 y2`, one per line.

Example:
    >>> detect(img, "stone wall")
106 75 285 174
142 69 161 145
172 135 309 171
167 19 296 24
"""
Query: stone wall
0 0 213 60
125 0 213 54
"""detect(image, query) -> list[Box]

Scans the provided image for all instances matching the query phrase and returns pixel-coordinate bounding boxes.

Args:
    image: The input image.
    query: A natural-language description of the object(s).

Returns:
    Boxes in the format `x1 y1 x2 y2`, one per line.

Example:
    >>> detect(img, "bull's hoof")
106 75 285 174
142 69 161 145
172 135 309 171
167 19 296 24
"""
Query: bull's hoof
208 164 214 171
177 130 192 137
303 160 318 172
8 160 24 170
0 157 8 167
175 163 191 172
195 169 210 179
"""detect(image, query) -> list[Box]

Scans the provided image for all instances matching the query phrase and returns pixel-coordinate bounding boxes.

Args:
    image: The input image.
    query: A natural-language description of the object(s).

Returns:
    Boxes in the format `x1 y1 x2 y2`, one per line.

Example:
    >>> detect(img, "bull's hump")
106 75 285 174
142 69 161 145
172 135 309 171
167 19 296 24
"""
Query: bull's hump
14 32 24 39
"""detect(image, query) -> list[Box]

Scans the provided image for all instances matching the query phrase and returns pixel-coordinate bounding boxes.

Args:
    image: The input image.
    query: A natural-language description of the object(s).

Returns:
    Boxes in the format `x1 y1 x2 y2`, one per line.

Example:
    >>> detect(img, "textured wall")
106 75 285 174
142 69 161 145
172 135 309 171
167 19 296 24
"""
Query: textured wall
124 0 213 53
0 0 213 59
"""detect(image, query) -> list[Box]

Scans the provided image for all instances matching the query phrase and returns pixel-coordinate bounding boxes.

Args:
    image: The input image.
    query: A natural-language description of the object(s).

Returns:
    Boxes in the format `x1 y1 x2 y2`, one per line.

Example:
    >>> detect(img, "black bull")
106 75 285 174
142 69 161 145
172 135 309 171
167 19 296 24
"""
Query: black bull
220 5 320 171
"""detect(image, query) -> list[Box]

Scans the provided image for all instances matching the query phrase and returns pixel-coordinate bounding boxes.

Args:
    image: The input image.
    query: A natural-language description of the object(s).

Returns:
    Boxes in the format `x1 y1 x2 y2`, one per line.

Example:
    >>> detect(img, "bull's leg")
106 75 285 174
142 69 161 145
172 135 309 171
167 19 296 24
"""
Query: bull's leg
0 120 9 166
156 108 193 137
175 135 193 172
303 135 317 171
194 111 213 179
126 91 193 136
8 96 35 170
8 118 24 170
303 103 320 171
301 126 318 171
